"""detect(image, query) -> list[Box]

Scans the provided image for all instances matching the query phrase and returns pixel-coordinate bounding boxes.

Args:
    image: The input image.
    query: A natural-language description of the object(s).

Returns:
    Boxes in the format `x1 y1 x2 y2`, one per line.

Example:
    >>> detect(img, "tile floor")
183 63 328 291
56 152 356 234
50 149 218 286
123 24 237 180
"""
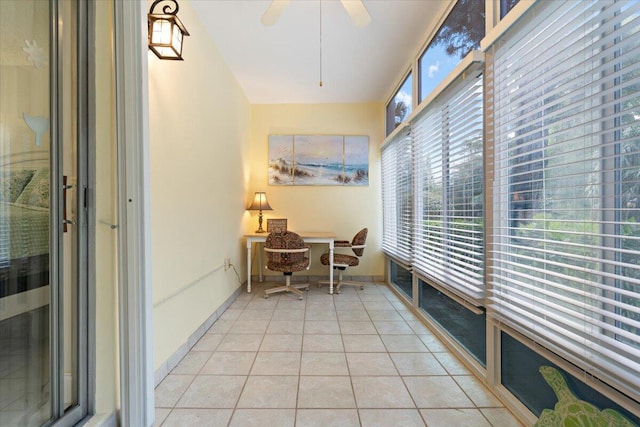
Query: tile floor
0 306 50 427
154 281 524 426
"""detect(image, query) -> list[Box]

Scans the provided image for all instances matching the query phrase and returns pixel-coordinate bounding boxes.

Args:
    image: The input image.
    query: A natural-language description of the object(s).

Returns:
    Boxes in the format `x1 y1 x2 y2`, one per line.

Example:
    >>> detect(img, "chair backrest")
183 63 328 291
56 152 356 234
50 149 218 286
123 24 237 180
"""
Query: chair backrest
265 231 306 265
351 227 368 257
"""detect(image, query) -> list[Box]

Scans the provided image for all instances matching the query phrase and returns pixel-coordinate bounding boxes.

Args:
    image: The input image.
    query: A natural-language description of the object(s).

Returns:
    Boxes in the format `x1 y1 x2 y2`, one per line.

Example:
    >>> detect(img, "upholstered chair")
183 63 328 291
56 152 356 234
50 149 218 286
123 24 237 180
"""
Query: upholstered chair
264 231 311 300
319 227 368 294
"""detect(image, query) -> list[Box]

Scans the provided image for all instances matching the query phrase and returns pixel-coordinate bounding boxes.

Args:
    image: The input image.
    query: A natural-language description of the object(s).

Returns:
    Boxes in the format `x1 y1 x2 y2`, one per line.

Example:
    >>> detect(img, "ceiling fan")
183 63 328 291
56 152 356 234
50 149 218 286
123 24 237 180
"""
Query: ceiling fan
261 0 371 28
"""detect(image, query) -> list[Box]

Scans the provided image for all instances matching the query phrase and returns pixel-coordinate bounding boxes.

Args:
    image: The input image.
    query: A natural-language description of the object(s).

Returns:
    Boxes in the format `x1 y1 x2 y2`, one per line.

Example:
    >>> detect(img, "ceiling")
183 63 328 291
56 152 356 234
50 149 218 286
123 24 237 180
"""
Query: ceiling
190 0 446 104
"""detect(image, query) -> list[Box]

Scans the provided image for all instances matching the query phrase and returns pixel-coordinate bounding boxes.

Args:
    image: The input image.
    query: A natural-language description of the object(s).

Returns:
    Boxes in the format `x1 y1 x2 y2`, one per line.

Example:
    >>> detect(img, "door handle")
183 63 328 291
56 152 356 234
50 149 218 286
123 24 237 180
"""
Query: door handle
62 175 75 232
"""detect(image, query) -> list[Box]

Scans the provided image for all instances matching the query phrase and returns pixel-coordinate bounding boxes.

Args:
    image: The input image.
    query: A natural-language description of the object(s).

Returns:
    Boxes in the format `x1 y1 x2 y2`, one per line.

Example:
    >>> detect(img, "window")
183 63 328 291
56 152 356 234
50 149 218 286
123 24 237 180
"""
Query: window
420 279 486 365
390 260 412 299
500 332 639 424
418 0 485 103
386 73 413 136
490 0 640 401
381 127 413 265
500 0 519 19
383 53 484 305
413 65 484 304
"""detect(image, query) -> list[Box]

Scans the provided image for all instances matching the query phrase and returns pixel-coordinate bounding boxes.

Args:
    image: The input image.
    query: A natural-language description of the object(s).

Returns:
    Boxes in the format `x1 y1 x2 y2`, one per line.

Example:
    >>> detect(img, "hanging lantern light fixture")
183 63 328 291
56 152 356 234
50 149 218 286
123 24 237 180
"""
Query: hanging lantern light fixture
148 0 190 60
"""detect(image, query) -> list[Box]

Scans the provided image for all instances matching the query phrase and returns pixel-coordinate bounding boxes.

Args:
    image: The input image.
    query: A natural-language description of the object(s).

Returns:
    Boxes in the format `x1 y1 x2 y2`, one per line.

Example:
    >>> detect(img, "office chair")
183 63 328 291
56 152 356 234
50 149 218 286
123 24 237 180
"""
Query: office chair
264 231 311 300
319 227 368 294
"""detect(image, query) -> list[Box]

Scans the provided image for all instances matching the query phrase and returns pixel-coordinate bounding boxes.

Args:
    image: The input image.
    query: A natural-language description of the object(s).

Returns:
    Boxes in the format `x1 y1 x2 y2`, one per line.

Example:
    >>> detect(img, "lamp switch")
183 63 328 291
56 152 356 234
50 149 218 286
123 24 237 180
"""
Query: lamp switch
224 258 231 271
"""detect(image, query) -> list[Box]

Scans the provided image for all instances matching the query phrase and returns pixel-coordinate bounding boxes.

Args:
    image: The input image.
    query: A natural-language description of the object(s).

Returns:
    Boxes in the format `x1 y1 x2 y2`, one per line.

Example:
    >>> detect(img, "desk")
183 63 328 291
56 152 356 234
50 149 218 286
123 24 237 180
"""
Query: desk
245 232 336 294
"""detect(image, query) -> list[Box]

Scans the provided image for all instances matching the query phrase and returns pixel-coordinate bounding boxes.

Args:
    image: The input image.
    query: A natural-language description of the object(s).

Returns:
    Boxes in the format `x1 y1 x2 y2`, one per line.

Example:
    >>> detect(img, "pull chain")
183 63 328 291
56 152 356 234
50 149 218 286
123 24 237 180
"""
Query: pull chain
319 0 323 87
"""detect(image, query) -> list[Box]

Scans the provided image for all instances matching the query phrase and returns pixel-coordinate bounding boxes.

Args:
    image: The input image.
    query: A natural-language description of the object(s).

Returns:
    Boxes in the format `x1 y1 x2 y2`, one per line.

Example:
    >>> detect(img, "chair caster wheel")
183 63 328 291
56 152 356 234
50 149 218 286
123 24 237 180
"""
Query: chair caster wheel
264 294 269 299
360 285 364 290
298 296 303 300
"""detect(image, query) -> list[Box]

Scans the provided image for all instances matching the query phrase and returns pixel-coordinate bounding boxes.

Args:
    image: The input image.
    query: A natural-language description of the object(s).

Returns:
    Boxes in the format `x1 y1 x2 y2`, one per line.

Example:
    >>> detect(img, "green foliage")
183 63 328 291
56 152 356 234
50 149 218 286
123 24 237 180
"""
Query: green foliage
514 215 600 284
394 101 409 126
422 218 483 271
431 0 485 59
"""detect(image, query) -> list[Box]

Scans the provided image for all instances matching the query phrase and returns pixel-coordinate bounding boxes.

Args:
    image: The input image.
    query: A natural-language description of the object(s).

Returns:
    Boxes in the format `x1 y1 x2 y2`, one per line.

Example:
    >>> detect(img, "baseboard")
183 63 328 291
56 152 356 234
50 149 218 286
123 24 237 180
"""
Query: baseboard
153 284 244 386
251 274 385 284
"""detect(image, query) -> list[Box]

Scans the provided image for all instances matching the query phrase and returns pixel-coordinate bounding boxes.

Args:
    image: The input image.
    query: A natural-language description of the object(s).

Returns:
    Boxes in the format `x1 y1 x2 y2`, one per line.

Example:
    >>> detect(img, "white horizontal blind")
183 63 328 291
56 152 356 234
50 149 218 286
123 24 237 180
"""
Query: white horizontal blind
490 0 640 400
0 204 7 268
0 144 8 269
381 128 413 265
413 72 485 304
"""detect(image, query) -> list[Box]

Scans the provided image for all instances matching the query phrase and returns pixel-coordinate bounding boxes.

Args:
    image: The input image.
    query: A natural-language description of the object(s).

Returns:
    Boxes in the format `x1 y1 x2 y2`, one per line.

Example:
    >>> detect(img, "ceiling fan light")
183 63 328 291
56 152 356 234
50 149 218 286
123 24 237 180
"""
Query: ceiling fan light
261 0 292 26
340 0 371 28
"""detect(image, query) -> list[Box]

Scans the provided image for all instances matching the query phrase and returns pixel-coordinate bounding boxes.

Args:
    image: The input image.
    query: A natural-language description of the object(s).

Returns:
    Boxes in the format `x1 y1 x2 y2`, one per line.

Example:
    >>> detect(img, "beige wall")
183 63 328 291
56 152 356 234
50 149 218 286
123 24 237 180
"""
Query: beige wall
249 103 384 278
93 0 119 417
148 0 251 370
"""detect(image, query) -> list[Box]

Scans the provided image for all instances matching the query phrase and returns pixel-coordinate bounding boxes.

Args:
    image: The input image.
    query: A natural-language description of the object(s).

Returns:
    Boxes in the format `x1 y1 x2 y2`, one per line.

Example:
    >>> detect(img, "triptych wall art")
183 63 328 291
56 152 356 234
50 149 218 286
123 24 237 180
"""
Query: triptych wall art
268 135 369 186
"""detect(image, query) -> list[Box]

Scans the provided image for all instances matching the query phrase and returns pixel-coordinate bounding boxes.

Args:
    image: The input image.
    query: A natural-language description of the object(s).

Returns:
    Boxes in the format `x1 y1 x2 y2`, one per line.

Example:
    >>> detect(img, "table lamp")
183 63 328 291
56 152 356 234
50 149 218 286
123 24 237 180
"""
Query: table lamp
247 192 272 233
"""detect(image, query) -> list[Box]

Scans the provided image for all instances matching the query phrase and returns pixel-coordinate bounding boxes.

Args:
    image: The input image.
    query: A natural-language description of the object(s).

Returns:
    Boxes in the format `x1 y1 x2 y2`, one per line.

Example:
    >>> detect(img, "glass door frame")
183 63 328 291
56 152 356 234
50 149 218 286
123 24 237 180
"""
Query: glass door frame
49 0 93 425
113 1 155 425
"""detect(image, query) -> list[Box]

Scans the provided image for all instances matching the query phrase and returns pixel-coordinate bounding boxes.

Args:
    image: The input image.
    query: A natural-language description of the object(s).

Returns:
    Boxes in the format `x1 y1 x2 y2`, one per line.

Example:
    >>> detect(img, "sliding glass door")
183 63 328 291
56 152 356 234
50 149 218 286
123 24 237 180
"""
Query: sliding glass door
0 1 89 425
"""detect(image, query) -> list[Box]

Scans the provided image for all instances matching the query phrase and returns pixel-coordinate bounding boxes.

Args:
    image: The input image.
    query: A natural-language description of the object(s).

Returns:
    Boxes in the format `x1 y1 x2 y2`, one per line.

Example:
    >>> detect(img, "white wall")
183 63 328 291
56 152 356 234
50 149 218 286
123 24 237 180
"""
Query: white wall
249 103 385 279
148 0 251 370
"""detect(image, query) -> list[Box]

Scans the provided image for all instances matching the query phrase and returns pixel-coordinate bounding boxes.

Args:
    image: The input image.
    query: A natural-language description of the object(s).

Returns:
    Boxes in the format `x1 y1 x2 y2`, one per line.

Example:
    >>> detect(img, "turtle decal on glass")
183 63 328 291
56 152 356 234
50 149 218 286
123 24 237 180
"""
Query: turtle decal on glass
534 366 636 427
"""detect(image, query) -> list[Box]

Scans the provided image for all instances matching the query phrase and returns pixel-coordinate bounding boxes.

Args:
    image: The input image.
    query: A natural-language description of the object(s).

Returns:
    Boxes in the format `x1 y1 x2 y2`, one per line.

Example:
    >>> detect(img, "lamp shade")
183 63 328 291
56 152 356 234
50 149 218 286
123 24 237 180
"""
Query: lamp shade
148 0 190 60
247 192 272 211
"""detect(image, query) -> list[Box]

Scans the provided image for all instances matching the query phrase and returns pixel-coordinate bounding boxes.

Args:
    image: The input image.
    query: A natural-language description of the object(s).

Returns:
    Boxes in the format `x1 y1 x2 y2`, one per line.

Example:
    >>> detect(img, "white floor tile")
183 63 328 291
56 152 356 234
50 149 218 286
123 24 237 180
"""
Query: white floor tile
229 409 295 427
236 376 298 409
297 376 356 408
200 352 256 375
359 409 426 427
161 408 233 427
176 375 246 408
302 334 345 352
403 376 475 408
296 409 360 427
351 376 414 408
155 285 522 426
420 409 491 427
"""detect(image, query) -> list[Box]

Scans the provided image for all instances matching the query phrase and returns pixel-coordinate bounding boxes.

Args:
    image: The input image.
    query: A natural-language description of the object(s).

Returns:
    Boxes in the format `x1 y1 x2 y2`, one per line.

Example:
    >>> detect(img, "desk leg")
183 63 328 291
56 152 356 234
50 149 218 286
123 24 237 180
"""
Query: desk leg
329 242 334 295
258 242 263 282
247 243 252 293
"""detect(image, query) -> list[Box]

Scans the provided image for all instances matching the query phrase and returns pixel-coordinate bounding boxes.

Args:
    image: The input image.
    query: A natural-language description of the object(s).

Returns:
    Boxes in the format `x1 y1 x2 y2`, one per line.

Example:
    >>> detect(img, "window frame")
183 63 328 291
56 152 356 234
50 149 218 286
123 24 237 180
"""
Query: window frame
381 125 413 265
381 0 640 421
417 0 486 105
412 57 486 306
385 72 413 136
488 0 640 403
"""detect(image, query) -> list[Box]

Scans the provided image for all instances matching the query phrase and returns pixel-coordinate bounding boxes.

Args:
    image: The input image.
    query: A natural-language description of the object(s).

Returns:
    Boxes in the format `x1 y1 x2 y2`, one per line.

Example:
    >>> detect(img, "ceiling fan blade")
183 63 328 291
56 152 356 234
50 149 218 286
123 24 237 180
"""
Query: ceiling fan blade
340 0 371 28
261 0 292 26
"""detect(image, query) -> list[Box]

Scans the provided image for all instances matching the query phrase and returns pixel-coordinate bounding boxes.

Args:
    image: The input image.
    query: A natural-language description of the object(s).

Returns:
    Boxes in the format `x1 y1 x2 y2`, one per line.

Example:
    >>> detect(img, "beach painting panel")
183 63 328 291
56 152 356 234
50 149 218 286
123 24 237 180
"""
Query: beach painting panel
268 135 294 185
293 135 344 185
268 135 369 186
344 135 369 186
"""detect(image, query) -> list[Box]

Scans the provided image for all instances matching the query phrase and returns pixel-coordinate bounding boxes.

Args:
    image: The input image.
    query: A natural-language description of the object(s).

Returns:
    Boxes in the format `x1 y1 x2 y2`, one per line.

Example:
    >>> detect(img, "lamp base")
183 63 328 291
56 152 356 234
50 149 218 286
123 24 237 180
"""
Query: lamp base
256 211 266 233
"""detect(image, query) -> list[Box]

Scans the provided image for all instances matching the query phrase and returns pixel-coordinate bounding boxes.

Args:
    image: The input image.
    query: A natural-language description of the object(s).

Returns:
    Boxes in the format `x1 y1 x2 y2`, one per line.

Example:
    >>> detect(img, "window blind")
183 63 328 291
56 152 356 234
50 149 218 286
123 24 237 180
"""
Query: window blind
381 127 413 266
413 71 485 304
490 0 640 401
0 203 7 269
